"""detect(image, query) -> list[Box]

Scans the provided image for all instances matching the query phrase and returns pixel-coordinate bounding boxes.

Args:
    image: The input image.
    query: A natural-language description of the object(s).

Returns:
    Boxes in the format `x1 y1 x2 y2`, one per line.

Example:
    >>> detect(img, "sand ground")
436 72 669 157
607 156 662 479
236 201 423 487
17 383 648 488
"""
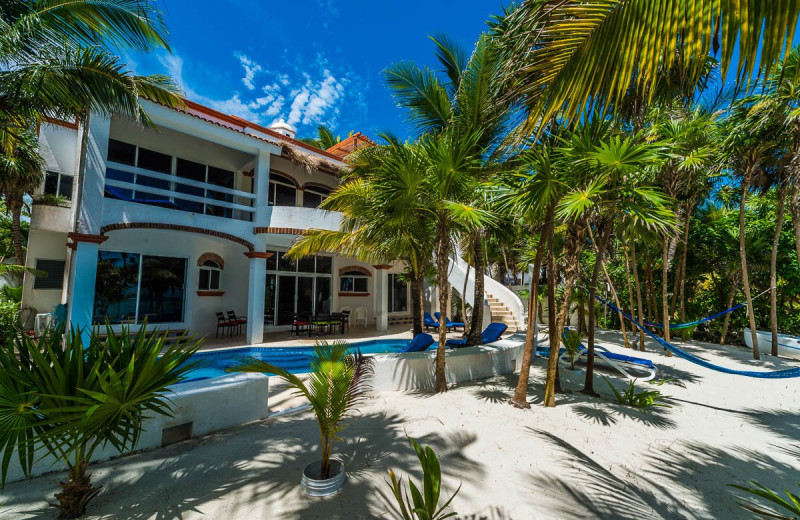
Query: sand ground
3 330 800 519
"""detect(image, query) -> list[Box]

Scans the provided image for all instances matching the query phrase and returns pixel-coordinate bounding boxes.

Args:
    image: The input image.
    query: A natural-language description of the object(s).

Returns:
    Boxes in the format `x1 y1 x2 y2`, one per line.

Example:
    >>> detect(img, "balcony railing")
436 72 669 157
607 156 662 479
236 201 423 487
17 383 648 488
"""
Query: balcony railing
104 162 256 221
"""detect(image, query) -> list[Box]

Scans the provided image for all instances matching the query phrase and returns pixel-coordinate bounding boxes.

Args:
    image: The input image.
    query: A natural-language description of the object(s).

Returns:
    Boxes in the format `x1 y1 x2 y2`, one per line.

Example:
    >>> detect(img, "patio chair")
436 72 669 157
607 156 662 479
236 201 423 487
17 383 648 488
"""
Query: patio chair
215 312 237 337
227 310 246 335
423 312 440 332
354 306 368 328
434 312 465 332
446 323 508 348
339 310 351 333
291 314 311 336
401 333 435 353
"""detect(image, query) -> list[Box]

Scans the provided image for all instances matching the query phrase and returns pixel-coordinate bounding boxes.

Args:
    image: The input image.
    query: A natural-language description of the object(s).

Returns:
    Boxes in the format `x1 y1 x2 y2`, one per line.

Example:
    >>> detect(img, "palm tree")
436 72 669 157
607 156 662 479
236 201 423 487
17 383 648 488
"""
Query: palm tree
723 102 783 359
385 33 512 346
0 129 43 265
1 0 182 144
287 137 435 336
494 1 800 133
299 126 342 150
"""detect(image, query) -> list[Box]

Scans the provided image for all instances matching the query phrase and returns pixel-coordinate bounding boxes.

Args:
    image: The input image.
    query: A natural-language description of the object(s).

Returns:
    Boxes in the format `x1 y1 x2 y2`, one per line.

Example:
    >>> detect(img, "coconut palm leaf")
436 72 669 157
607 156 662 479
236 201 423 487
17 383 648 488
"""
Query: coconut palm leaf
498 0 800 131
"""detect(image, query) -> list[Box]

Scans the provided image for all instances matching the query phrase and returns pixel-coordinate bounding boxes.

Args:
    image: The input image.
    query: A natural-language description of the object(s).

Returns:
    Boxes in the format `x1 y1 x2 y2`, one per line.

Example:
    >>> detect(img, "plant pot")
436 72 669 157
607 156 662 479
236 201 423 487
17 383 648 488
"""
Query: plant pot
301 459 346 496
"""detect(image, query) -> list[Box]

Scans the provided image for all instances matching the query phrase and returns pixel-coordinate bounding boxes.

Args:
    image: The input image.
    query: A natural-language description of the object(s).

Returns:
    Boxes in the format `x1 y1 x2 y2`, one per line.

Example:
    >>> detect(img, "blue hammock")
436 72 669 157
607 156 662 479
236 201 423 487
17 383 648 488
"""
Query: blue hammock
594 295 800 379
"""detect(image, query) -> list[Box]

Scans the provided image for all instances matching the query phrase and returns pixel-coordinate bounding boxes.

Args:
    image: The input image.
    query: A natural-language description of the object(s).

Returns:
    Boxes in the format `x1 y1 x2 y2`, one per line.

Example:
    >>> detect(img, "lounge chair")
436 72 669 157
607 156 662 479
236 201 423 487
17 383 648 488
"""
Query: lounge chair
548 334 657 382
424 312 440 331
445 323 508 348
434 312 465 332
401 333 435 353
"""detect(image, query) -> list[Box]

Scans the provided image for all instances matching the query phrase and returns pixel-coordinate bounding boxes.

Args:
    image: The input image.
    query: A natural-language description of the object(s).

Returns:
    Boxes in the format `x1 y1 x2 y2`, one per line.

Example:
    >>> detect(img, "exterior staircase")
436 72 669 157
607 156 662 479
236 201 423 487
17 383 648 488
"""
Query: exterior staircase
486 293 522 332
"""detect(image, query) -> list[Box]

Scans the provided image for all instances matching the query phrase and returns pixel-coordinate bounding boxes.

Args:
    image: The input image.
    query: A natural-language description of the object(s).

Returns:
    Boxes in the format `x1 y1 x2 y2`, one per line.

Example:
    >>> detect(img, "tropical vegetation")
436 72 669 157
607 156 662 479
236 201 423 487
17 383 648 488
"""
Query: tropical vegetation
0 323 201 518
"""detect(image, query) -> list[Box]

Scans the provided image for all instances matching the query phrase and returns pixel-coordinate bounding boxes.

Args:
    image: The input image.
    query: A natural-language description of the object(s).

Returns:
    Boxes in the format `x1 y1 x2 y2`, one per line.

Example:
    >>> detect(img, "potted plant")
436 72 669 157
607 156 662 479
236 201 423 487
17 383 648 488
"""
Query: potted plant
230 340 373 496
561 329 584 371
0 322 201 519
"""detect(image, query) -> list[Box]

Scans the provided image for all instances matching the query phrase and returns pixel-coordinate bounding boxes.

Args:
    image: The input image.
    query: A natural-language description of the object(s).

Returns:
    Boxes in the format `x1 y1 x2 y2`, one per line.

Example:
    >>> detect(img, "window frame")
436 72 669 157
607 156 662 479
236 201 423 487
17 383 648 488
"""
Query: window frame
197 260 222 291
32 258 66 290
43 170 74 200
339 270 369 295
268 173 297 207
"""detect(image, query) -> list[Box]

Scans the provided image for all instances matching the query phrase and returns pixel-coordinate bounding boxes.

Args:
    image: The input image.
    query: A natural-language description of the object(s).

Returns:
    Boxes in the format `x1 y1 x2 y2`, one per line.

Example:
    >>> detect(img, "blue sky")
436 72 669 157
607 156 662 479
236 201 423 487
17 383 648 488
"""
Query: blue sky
128 1 502 142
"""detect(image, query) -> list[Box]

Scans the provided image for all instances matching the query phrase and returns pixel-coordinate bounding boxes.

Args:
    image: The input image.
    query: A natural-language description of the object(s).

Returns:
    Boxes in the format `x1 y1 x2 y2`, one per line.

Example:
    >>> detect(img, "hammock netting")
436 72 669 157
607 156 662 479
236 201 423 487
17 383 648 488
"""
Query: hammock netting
594 295 800 379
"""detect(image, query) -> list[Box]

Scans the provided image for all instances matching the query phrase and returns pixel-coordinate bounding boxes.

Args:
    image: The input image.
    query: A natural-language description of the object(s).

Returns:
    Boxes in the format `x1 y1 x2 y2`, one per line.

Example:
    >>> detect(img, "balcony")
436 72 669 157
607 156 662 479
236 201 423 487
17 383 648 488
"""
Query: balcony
104 162 256 222
264 206 342 232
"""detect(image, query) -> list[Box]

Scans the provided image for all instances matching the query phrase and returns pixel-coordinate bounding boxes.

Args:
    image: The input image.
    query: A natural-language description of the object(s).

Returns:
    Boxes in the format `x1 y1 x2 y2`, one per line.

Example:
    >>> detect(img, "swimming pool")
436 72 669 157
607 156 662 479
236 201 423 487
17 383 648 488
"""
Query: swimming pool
182 339 413 382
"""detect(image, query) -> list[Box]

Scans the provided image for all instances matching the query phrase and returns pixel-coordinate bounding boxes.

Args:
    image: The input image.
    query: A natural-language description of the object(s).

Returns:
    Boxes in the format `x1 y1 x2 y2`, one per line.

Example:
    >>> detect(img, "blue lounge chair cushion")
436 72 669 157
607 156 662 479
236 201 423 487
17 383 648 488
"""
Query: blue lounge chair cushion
446 323 507 347
424 312 440 328
401 333 435 353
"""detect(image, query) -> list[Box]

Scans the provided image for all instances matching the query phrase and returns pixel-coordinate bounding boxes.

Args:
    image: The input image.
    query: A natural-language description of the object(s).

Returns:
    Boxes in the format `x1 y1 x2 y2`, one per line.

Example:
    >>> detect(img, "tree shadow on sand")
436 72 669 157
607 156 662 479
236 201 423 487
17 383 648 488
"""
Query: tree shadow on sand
525 428 687 520
6 409 485 520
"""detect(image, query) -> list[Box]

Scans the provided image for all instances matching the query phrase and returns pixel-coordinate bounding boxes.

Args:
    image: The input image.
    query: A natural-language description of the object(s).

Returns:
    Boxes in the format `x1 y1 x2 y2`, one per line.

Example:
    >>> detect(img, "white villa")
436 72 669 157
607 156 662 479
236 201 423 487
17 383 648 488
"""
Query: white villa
21 99 414 343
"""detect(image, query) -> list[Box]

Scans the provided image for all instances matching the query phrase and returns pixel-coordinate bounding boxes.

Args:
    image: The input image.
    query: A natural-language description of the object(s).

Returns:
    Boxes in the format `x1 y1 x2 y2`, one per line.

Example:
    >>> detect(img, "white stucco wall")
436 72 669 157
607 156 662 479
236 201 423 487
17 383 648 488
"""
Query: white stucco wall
21 229 68 317
38 122 80 177
4 373 270 483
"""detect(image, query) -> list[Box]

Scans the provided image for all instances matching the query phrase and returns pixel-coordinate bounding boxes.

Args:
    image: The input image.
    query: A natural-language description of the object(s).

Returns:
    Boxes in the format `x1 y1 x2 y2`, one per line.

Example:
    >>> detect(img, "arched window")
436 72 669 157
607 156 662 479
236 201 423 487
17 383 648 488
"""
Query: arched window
198 259 222 291
303 185 331 208
269 173 296 207
339 269 369 294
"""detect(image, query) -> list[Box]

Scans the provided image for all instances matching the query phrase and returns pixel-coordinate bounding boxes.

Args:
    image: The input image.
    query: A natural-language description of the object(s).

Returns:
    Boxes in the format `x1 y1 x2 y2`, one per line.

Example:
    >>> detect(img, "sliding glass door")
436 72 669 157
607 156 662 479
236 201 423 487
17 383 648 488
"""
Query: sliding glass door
265 253 332 326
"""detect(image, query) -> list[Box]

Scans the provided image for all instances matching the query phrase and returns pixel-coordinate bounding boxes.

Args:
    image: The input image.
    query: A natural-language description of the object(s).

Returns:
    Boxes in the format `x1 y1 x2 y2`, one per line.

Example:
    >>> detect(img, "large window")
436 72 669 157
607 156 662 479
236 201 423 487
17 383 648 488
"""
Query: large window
105 138 246 220
43 171 73 200
264 252 332 325
93 251 186 324
388 274 408 313
268 173 296 206
303 186 331 208
340 270 369 294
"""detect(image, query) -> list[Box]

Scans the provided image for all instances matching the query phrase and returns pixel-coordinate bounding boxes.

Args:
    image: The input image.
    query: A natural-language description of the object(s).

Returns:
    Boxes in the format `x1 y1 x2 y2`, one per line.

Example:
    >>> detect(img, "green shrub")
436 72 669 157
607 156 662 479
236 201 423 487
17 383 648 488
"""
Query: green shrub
0 322 202 518
387 437 460 520
561 329 584 370
603 377 671 412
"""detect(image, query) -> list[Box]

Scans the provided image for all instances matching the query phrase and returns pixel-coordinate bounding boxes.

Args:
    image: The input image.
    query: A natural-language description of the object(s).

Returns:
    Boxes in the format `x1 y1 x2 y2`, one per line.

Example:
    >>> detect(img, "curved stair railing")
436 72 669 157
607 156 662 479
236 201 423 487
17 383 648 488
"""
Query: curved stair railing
446 254 525 332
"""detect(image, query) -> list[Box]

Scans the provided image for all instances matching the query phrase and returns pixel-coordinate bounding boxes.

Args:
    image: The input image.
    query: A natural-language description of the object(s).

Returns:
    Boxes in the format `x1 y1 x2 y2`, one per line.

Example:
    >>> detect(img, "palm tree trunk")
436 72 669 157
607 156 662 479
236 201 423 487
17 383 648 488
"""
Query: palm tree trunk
435 221 451 392
589 226 630 348
661 238 673 354
9 198 25 268
630 238 646 351
410 273 423 336
770 181 788 356
719 274 738 345
623 243 636 347
740 173 761 359
577 268 586 335
670 242 682 315
510 221 548 409
544 207 561 406
646 266 656 325
462 261 470 331
677 207 692 323
468 234 485 345
791 183 800 269
582 221 612 396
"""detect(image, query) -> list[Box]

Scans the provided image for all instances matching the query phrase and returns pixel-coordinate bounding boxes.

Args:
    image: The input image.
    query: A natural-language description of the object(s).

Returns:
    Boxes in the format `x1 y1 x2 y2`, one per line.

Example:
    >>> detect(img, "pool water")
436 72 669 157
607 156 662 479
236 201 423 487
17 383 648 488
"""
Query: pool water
181 339 412 383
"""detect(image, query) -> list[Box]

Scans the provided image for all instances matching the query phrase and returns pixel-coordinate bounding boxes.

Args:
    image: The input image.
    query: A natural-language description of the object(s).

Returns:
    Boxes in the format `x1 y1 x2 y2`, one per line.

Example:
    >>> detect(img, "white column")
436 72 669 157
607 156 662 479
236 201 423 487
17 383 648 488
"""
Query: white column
374 265 390 332
245 251 268 344
67 240 102 341
66 114 110 340
245 149 271 345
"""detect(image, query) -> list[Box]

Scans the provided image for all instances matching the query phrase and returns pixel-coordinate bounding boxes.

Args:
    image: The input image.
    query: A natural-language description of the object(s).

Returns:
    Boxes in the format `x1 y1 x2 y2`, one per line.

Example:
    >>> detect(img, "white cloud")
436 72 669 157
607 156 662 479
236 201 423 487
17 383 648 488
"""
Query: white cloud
158 52 363 135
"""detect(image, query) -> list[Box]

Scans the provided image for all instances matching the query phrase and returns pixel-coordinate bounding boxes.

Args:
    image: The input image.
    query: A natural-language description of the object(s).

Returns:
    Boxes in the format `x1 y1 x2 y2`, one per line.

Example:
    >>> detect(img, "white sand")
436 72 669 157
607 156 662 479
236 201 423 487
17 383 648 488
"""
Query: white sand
3 330 800 519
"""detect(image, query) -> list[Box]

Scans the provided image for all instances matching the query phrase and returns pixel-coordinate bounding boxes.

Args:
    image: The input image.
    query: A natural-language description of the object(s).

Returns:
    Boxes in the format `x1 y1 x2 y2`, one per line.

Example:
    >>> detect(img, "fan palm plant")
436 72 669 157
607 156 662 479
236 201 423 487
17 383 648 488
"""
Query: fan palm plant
0 323 201 519
229 341 373 481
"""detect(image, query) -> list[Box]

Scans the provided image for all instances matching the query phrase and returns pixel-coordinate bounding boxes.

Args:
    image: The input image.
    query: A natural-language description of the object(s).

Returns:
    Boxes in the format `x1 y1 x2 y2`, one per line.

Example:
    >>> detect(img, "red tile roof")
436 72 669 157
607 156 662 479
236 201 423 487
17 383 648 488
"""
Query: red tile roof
326 132 376 159
178 99 346 164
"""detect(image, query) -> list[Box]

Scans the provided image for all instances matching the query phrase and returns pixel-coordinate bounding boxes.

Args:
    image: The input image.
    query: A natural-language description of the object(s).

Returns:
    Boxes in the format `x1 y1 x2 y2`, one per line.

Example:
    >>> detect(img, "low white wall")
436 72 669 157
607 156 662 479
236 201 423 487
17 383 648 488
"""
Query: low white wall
371 340 524 392
6 373 269 483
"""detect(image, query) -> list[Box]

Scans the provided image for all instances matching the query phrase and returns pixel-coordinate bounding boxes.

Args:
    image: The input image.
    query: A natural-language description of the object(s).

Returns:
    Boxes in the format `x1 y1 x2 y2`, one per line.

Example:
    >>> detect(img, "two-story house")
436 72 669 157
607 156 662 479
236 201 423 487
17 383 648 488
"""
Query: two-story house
22 99 411 344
